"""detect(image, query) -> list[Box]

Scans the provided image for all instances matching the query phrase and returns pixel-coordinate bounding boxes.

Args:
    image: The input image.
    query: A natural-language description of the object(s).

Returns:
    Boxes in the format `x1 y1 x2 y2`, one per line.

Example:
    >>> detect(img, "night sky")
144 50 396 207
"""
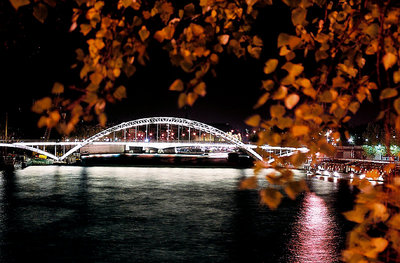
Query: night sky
0 1 376 138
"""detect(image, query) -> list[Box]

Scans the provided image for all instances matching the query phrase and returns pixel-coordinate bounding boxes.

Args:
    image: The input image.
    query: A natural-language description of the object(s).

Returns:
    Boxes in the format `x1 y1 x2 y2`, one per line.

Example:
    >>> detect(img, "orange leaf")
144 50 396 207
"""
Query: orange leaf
382 52 397 70
380 88 398 100
193 82 206 96
32 97 52 114
90 72 103 85
154 30 165 42
284 93 299 109
284 180 308 200
10 0 30 10
254 93 270 109
113 85 127 100
260 188 283 210
138 26 150 42
270 104 285 118
169 79 184 91
239 176 258 190
178 93 186 108
388 214 400 230
264 59 278 74
51 82 64 94
272 86 288 100
291 125 309 137
393 98 400 115
394 70 400 84
245 114 261 127
343 205 368 223
186 92 198 106
80 24 92 36
33 3 48 23
291 7 307 26
98 113 107 127
218 34 230 45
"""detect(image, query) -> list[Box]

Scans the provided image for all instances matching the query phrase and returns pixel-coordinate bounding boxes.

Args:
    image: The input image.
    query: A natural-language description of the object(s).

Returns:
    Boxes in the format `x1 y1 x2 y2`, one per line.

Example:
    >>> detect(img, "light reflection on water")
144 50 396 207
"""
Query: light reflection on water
0 166 352 262
286 192 340 263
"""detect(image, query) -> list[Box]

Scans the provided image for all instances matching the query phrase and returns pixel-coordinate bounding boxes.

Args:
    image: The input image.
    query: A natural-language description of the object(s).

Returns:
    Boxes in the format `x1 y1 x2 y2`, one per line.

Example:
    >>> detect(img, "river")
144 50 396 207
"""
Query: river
0 166 356 262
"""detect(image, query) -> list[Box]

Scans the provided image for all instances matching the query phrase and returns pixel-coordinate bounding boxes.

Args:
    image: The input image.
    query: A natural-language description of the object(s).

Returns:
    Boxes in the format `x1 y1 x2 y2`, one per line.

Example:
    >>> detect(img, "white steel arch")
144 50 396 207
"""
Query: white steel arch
0 143 58 160
59 117 264 161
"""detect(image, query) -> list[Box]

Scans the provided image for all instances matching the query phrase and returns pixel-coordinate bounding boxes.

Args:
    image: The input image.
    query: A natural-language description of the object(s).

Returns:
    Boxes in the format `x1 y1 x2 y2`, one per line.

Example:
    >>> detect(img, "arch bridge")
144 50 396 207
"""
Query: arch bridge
0 117 307 162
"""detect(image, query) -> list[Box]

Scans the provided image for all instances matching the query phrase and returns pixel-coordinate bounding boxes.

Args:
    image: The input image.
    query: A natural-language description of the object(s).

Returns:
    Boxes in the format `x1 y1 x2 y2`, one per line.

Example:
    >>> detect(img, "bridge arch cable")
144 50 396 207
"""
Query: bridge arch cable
59 117 263 161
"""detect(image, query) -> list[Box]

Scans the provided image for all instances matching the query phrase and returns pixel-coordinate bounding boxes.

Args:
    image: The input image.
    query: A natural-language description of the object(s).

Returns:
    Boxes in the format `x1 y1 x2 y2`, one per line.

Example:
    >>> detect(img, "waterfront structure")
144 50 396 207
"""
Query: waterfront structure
0 117 306 162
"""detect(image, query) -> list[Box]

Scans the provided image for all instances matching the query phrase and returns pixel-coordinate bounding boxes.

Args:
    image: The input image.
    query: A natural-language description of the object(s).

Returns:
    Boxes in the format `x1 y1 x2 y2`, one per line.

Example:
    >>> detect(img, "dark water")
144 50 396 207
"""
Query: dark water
0 166 355 262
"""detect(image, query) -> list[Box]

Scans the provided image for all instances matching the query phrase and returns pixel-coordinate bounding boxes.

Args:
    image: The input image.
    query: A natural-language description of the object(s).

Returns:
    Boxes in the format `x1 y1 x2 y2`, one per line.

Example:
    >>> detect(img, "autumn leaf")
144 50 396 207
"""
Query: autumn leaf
284 180 308 200
186 92 198 106
365 238 388 259
290 152 307 167
382 52 397 70
343 205 368 223
245 114 261 127
369 202 389 222
48 110 61 127
10 0 30 10
169 79 184 92
254 93 270 109
388 214 400 230
80 24 92 36
51 82 64 94
291 7 307 26
154 30 165 42
113 85 127 100
284 93 299 109
277 33 290 47
98 113 107 127
90 72 104 85
260 188 283 210
394 70 400 84
318 140 336 156
348 101 360 114
218 34 230 45
123 63 136 78
32 97 52 114
190 23 204 36
37 116 48 128
193 82 206 96
276 117 292 130
33 3 48 23
264 59 278 74
394 98 400 114
281 62 303 77
272 86 288 100
380 88 398 100
291 125 309 137
239 176 258 190
270 104 285 118
138 26 150 42
178 93 186 108
261 80 274 91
